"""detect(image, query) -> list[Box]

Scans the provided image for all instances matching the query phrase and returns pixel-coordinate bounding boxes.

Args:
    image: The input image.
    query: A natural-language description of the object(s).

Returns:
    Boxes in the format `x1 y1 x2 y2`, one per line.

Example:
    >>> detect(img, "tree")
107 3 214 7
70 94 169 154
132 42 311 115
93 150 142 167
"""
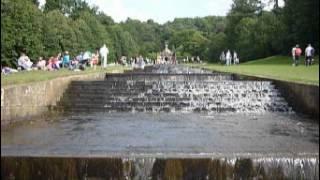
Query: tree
44 0 97 17
42 10 77 57
234 17 259 60
2 0 318 67
110 25 138 61
226 0 261 48
282 0 319 51
96 12 115 26
1 0 43 66
30 0 39 6
170 29 208 58
44 0 72 14
207 33 227 62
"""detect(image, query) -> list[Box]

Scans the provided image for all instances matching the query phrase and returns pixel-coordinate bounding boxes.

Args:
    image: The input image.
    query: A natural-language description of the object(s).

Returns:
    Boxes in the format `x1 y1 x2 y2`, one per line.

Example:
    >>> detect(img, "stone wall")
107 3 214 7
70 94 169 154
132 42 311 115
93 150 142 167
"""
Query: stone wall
232 74 319 120
273 81 319 119
1 73 106 127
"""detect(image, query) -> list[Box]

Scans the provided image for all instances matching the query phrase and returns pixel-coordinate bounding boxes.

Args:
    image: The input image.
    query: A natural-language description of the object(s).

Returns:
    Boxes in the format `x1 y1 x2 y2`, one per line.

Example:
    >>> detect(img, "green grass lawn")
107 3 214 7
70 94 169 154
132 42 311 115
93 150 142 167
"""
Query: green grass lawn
187 56 319 86
1 65 131 86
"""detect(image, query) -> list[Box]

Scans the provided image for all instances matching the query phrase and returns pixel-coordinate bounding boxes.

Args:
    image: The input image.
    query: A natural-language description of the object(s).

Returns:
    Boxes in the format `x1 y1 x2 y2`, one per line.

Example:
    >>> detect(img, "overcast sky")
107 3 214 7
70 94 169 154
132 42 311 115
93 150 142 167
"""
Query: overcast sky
87 0 233 24
39 0 284 24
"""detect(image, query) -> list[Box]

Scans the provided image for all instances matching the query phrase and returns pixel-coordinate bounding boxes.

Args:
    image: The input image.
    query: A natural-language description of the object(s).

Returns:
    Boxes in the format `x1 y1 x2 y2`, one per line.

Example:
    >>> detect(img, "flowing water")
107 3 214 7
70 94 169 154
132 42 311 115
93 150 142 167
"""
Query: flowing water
1 64 319 179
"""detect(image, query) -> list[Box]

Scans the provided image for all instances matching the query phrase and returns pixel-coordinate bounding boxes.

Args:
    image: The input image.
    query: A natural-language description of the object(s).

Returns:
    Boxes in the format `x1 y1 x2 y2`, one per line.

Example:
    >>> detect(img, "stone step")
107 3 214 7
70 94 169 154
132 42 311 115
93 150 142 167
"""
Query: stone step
60 97 193 103
70 81 147 86
60 100 289 110
56 71 290 113
66 83 279 91
65 89 149 94
64 88 281 95
61 102 190 108
60 100 288 108
62 91 284 100
57 105 289 113
69 82 277 91
59 106 239 113
70 85 150 89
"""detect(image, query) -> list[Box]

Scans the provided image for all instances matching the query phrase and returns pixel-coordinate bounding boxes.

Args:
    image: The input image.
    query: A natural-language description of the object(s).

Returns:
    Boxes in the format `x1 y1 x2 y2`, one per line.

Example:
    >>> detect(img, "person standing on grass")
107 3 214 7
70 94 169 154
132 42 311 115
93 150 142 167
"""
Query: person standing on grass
220 51 226 65
99 44 109 68
233 51 239 65
226 50 232 66
293 44 302 66
62 51 70 68
305 44 315 66
291 45 297 66
90 49 100 70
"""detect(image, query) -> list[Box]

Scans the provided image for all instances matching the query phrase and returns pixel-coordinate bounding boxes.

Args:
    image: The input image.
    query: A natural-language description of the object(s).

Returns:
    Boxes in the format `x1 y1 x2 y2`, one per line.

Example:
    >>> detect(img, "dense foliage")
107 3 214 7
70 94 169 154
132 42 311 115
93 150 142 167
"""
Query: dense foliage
1 0 319 66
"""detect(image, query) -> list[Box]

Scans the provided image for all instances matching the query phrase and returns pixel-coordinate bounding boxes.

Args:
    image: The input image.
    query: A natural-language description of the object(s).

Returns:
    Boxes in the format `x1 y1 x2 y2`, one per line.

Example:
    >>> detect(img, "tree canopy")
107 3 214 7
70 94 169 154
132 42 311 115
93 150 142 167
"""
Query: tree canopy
1 0 319 66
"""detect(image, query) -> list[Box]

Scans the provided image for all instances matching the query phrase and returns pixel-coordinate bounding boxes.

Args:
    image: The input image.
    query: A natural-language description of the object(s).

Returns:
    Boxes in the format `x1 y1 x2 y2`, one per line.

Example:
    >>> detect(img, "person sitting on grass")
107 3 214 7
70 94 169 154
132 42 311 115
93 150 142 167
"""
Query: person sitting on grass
76 51 91 71
118 56 127 66
46 57 56 71
17 52 33 71
51 53 61 70
36 57 47 70
80 51 91 67
69 57 79 71
1 64 18 75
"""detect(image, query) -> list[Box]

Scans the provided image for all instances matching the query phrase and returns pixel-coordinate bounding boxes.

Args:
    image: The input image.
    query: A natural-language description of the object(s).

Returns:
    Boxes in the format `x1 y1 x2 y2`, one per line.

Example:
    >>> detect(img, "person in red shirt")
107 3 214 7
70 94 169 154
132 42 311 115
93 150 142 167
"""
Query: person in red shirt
294 44 302 66
46 57 54 71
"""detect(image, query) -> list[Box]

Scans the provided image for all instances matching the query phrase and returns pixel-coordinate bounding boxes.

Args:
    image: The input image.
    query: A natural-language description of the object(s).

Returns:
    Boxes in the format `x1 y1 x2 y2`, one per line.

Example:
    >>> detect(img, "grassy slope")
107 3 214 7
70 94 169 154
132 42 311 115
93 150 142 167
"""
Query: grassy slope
188 56 319 85
1 66 131 86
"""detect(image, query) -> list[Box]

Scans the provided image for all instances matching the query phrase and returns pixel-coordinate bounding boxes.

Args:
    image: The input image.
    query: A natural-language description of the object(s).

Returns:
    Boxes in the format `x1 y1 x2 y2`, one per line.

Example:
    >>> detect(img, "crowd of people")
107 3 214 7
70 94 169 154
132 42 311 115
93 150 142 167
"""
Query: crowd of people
2 43 317 75
220 50 239 65
117 55 148 69
2 44 110 75
119 54 183 68
18 50 102 72
291 43 315 66
181 56 202 64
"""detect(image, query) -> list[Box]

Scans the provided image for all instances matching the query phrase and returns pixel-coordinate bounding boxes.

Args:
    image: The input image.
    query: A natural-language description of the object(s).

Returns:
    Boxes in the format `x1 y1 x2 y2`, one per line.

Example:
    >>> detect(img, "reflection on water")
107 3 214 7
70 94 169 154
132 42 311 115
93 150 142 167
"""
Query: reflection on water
2 112 319 179
2 112 318 157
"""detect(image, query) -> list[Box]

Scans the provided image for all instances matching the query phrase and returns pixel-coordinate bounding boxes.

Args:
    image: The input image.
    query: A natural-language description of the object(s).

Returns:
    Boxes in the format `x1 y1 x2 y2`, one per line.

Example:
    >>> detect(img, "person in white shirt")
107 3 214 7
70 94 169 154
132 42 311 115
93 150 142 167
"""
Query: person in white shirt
233 51 239 65
305 44 314 66
291 45 296 66
18 52 33 70
99 44 109 68
226 50 232 66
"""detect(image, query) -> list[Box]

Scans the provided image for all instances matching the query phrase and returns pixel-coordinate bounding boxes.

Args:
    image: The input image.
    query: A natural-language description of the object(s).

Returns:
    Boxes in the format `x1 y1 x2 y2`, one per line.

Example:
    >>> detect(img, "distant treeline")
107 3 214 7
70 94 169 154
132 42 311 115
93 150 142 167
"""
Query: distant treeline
1 0 319 67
